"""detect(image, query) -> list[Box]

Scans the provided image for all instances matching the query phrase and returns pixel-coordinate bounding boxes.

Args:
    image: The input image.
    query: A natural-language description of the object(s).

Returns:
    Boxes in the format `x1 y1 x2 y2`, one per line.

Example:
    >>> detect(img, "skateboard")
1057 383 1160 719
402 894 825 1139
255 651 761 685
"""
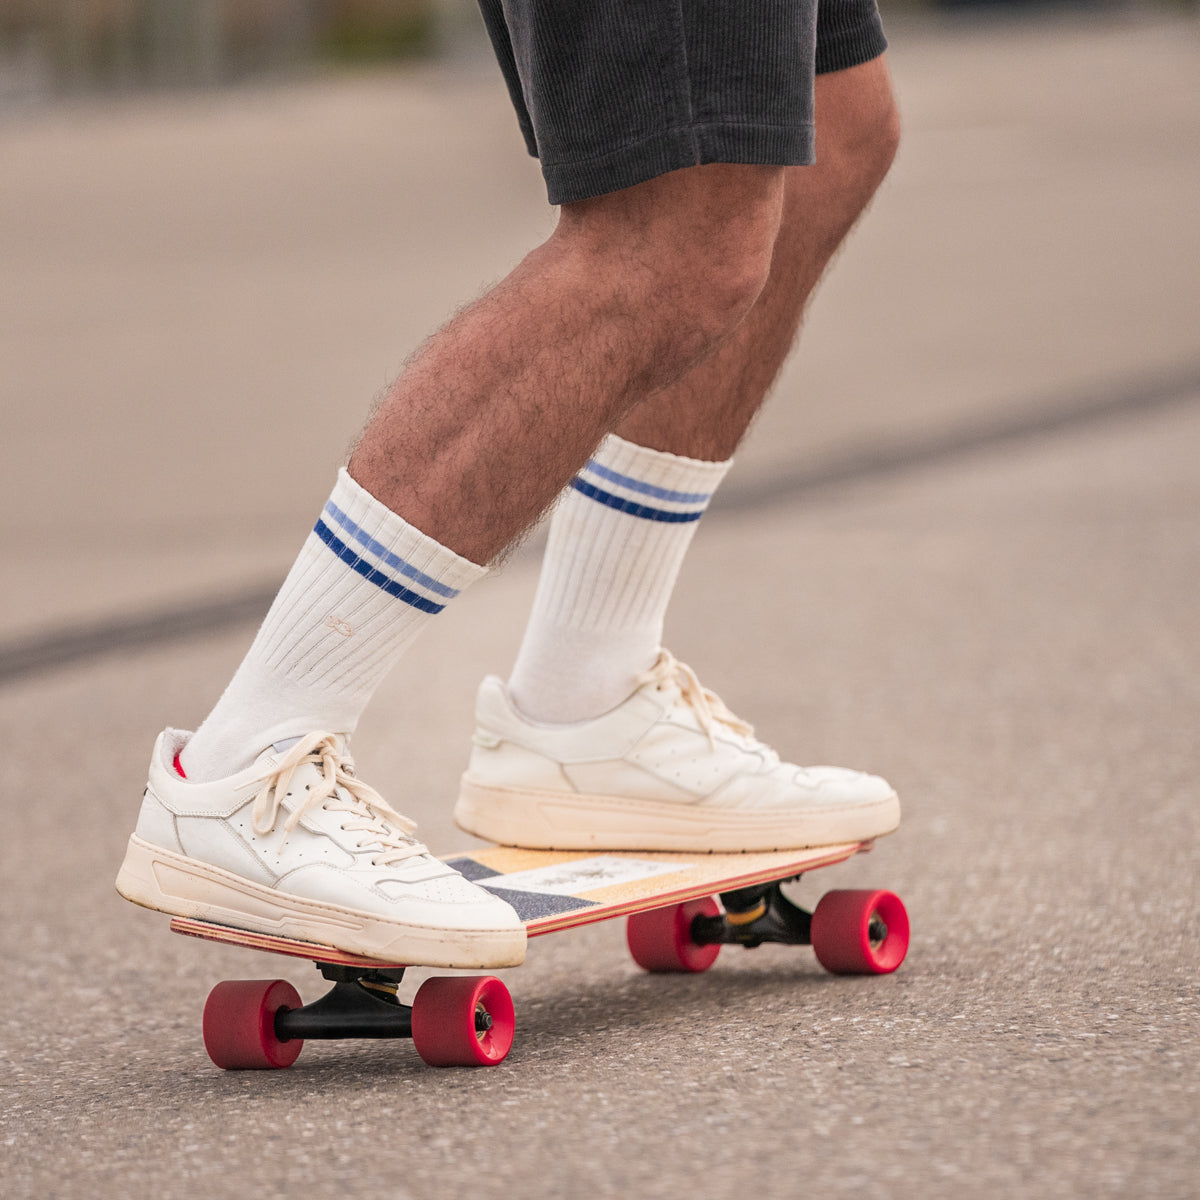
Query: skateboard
171 840 908 1070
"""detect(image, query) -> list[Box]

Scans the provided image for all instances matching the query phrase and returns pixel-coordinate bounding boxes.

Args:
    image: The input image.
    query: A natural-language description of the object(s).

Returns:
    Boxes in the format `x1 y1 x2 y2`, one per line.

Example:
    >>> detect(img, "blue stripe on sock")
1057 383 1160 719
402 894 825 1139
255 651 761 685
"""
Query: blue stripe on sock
313 520 446 614
582 459 712 506
322 501 460 599
570 478 705 523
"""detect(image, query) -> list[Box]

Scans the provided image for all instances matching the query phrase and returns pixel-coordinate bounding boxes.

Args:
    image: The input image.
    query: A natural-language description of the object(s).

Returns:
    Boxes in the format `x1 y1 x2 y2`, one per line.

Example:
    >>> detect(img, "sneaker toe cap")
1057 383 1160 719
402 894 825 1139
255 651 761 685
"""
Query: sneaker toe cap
794 765 897 806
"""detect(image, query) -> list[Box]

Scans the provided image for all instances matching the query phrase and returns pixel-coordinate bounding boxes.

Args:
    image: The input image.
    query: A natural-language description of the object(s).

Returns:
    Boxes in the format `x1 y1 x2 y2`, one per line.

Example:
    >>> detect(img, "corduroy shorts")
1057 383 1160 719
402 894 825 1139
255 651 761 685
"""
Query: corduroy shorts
477 0 888 205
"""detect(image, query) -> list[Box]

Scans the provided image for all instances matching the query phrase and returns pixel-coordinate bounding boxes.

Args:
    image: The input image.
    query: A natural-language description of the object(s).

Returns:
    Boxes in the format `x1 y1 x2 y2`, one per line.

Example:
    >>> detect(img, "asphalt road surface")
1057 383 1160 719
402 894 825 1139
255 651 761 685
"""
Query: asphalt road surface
2 11 1197 1199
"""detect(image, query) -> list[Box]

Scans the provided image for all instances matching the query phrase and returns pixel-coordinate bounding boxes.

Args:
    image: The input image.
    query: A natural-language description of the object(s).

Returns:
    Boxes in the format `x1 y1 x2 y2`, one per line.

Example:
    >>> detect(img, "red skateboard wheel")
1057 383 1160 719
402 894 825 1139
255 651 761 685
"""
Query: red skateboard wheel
810 889 909 975
202 978 303 1070
411 975 515 1067
626 897 722 973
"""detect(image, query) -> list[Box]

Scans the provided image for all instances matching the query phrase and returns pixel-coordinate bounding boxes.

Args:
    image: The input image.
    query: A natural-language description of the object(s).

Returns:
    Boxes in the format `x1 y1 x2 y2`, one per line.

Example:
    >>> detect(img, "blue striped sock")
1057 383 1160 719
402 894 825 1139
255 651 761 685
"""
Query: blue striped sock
508 434 731 723
181 469 485 779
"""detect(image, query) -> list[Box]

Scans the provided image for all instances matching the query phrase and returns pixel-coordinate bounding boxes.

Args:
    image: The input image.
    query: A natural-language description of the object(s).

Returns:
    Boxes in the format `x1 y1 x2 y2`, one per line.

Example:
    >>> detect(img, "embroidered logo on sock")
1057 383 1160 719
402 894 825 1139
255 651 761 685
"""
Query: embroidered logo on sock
325 614 355 638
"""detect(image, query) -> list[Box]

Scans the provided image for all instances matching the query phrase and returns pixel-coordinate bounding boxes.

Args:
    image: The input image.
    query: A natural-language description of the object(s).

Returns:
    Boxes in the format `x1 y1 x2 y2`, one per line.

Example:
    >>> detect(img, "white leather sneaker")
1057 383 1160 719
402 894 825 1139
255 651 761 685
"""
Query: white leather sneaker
116 730 525 968
455 651 900 852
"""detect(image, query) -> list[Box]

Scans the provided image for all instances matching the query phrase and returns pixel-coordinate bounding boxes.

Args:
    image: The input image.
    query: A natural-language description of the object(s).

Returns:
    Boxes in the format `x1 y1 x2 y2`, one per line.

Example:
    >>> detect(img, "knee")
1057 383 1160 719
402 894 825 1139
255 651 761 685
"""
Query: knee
854 90 901 190
559 164 784 346
824 71 902 202
681 200 779 342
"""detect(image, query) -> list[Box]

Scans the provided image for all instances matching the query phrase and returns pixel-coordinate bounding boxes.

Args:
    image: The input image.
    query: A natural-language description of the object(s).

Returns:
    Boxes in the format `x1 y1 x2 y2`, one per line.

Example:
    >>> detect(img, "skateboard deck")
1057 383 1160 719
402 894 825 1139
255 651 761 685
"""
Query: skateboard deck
443 842 868 934
170 839 908 1071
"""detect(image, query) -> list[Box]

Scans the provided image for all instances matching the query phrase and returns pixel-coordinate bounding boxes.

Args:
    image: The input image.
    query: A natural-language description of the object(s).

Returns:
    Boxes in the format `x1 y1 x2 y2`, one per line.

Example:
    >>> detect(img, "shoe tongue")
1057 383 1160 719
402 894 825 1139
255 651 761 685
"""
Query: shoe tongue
272 735 305 755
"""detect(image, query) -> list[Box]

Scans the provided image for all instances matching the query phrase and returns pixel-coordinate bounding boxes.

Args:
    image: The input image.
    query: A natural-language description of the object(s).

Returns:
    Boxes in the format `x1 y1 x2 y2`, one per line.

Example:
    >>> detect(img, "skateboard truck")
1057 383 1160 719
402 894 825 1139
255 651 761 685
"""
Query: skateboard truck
693 879 814 948
195 956 514 1070
273 966 413 1042
267 964 496 1044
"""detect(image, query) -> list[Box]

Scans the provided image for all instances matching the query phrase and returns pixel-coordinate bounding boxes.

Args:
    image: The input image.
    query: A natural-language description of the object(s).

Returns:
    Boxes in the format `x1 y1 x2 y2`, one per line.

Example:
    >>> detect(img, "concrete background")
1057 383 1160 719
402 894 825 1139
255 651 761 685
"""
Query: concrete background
1 10 1198 1198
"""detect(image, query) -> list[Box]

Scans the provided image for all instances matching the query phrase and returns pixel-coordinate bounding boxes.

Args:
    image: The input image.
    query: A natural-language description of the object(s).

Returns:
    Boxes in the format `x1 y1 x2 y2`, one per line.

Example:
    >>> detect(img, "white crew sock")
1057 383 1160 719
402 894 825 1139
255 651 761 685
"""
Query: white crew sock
181 468 486 781
508 434 731 724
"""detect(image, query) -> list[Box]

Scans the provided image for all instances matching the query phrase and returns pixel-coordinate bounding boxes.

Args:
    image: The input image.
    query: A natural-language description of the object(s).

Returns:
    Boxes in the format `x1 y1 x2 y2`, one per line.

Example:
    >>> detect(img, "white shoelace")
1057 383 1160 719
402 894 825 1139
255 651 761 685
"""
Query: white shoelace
250 731 429 866
637 650 759 747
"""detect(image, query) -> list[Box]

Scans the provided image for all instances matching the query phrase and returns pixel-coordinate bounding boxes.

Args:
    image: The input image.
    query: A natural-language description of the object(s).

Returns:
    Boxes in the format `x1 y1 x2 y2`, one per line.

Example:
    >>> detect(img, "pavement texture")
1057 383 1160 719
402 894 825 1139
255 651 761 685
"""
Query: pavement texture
2 10 1198 1199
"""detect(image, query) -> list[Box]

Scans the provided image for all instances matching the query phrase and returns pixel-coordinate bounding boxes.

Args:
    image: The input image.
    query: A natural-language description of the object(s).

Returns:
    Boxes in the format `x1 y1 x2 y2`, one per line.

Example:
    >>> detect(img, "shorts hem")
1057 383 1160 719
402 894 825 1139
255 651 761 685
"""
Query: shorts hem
815 20 888 75
543 122 816 207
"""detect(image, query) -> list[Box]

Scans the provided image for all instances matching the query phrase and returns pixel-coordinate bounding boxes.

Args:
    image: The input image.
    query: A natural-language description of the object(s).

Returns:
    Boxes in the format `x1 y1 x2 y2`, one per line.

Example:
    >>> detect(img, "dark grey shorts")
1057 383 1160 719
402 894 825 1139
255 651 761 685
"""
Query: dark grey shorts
477 0 888 205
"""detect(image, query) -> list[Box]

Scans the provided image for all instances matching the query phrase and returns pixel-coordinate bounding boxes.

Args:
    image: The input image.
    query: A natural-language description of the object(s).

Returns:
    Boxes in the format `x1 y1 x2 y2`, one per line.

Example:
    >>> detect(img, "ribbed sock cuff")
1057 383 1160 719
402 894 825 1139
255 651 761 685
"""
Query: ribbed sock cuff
569 434 732 526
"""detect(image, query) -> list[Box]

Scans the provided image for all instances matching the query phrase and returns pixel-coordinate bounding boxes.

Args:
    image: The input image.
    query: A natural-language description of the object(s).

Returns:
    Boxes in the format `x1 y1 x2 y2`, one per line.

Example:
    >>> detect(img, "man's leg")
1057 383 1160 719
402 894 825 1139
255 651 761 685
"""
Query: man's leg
506 57 900 723
457 58 903 852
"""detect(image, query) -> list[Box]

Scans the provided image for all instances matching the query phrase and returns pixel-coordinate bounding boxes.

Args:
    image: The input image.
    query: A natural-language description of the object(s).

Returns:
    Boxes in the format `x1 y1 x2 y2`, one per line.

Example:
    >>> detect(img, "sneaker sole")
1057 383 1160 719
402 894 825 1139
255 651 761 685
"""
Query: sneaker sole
455 777 901 852
115 834 526 969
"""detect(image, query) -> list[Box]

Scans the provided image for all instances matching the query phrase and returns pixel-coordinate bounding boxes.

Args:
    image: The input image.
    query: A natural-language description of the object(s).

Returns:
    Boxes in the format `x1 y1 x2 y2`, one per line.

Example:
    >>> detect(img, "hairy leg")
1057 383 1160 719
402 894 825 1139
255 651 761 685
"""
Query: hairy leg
348 164 785 565
615 56 901 462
